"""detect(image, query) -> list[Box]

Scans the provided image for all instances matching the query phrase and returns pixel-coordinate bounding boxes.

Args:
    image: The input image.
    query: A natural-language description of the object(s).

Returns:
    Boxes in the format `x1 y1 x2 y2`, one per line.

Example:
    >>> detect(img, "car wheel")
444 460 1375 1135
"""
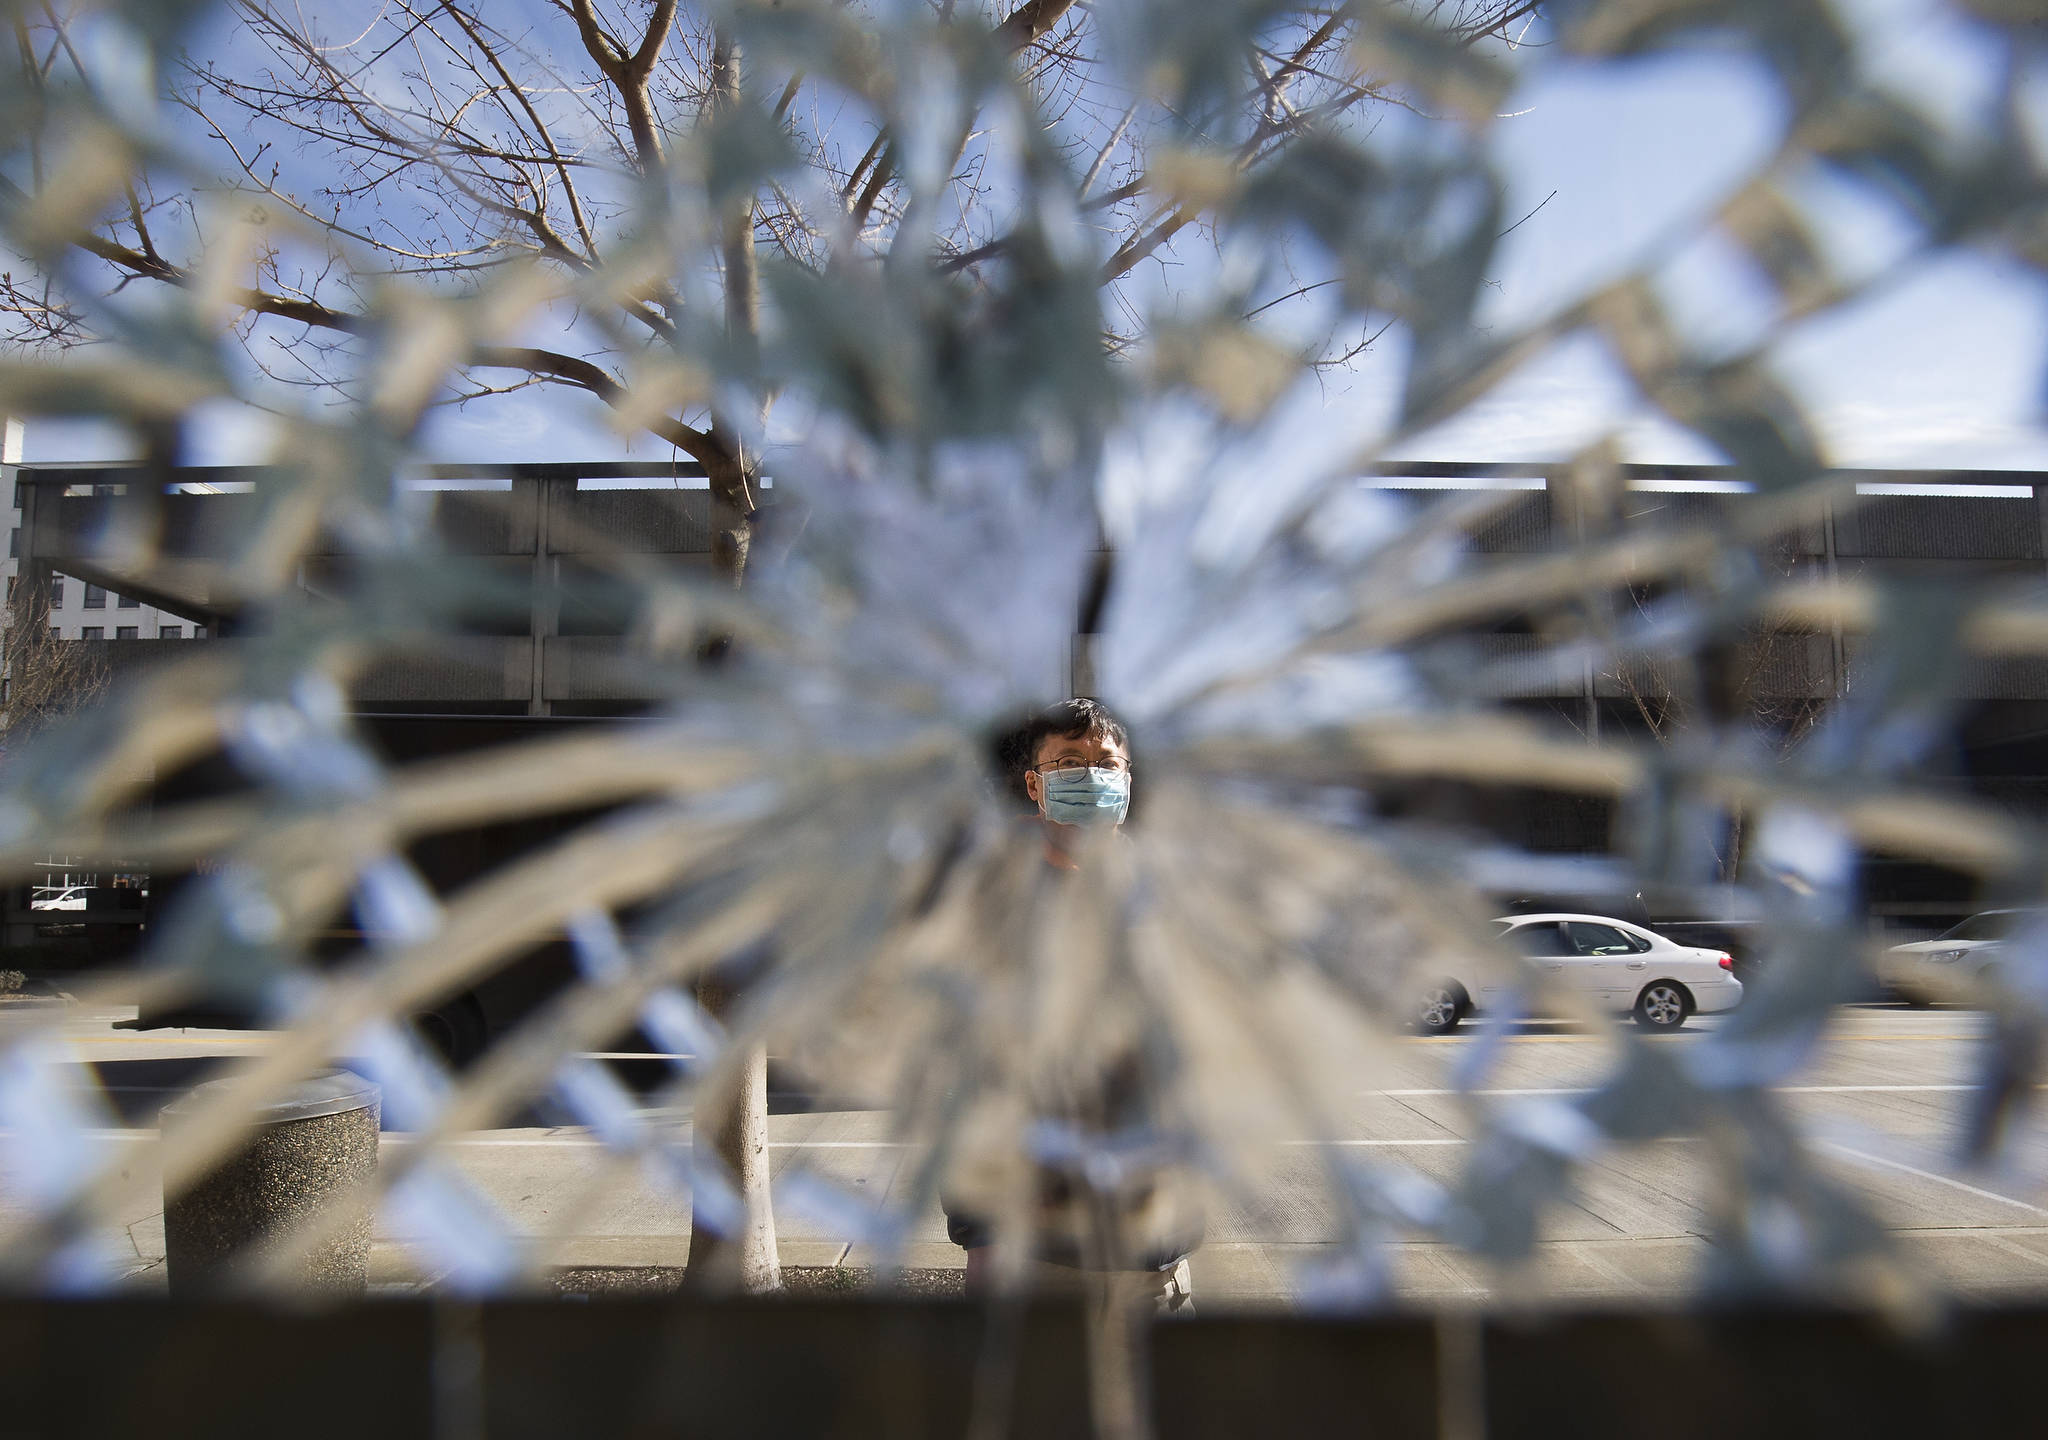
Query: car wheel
1633 981 1692 1031
1418 985 1464 1035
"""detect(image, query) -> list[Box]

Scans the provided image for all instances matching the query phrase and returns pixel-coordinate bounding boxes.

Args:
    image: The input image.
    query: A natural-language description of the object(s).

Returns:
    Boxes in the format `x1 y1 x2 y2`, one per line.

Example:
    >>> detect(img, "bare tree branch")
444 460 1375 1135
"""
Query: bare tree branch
995 0 1083 52
434 1 602 260
1 584 108 747
570 0 676 171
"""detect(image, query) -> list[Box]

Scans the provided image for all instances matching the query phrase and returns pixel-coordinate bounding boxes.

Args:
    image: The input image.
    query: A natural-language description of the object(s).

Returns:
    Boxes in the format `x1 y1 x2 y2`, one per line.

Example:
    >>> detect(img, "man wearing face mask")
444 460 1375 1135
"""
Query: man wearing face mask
945 698 1201 1312
1020 696 1134 863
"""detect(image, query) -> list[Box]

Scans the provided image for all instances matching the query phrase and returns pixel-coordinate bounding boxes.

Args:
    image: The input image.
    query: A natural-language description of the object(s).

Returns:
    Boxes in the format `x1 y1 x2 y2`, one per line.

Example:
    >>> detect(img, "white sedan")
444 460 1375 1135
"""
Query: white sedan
1878 908 2039 1006
1419 913 1743 1035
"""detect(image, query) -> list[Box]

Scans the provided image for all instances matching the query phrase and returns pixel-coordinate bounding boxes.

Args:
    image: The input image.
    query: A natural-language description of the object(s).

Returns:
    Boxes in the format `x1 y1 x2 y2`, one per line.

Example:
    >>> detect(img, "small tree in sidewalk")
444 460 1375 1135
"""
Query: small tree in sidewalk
0 581 107 752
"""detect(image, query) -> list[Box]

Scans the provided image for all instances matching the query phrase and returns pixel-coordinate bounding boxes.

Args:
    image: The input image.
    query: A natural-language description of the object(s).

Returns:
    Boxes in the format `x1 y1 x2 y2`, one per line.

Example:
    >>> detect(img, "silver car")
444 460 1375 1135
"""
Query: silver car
1879 909 2041 1007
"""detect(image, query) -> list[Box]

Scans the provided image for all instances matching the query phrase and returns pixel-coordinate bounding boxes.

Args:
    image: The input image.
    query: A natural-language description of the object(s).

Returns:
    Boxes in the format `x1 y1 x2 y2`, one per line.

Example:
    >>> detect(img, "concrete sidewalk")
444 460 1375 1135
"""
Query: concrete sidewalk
82 1110 2048 1307
21 1001 2048 1306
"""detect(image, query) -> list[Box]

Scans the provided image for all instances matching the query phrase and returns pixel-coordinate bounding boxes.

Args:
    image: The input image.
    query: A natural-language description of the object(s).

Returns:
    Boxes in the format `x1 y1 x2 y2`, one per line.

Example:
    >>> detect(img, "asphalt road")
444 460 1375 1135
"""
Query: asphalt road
14 1002 2048 1306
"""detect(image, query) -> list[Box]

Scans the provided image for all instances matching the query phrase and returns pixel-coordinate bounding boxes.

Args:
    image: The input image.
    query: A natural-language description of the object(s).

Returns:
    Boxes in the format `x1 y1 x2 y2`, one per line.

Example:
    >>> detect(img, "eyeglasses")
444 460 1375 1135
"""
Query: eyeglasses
1035 757 1131 775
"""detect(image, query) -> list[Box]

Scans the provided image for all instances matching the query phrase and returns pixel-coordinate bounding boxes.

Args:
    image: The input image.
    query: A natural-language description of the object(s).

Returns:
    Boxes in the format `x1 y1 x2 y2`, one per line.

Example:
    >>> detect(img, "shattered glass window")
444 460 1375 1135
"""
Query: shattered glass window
4 1 2048 1427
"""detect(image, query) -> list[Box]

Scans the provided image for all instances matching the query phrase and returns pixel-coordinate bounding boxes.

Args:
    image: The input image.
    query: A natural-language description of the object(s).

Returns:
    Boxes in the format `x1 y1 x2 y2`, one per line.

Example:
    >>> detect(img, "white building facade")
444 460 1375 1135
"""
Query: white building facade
37 574 205 642
3 417 206 645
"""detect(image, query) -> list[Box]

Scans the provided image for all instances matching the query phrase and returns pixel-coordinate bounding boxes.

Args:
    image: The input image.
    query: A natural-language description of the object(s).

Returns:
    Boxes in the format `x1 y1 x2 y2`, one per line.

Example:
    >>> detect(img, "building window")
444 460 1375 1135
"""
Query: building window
159 625 181 639
83 584 106 609
116 626 138 640
7 526 16 558
194 626 207 639
118 593 139 609
49 579 62 607
80 626 103 640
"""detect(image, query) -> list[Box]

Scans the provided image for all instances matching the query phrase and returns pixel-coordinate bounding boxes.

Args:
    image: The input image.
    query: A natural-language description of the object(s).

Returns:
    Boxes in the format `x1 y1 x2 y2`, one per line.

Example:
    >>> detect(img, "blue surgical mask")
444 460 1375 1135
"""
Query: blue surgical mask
1038 766 1131 827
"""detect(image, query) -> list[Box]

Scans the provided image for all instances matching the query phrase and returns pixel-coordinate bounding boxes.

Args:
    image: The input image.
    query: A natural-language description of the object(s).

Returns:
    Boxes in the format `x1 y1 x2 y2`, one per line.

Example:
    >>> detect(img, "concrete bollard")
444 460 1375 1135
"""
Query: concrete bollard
160 1069 381 1296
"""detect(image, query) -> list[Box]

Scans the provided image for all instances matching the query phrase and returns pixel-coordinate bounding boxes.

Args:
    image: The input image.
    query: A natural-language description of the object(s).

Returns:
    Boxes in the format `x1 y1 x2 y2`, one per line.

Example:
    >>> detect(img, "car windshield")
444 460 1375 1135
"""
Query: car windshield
1939 911 2032 942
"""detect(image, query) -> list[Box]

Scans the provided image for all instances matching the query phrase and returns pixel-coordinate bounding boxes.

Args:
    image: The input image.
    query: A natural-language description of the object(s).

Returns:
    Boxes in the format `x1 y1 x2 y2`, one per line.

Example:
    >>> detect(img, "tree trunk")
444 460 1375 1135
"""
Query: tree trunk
683 442 777 1295
683 25 778 1295
702 23 763 596
683 1026 780 1293
704 441 756 595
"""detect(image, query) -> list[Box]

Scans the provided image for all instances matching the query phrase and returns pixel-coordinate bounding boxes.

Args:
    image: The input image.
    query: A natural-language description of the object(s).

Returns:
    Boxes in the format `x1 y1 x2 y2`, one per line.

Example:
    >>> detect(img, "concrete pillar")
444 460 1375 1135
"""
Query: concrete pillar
160 1070 380 1296
3 416 19 714
526 474 562 716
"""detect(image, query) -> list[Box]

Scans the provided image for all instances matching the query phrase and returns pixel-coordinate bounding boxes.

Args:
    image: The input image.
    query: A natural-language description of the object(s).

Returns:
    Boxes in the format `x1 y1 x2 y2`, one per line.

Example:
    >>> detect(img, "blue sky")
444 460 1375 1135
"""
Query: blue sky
20 0 2048 474
1385 0 2048 471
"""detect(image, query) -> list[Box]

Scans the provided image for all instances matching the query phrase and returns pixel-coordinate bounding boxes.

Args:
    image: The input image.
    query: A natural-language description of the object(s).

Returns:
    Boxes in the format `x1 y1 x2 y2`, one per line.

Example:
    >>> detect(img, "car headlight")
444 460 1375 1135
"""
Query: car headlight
1928 948 1970 964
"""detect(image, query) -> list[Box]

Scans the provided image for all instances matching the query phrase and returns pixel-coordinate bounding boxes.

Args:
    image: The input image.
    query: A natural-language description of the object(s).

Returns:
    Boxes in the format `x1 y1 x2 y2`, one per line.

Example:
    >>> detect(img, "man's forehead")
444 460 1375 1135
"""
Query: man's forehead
1034 727 1125 760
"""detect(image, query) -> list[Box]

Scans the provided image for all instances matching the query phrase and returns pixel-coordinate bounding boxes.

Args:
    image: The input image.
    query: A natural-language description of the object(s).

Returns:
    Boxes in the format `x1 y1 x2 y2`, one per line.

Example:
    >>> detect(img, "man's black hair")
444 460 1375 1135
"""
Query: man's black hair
1014 698 1128 778
989 698 1132 808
